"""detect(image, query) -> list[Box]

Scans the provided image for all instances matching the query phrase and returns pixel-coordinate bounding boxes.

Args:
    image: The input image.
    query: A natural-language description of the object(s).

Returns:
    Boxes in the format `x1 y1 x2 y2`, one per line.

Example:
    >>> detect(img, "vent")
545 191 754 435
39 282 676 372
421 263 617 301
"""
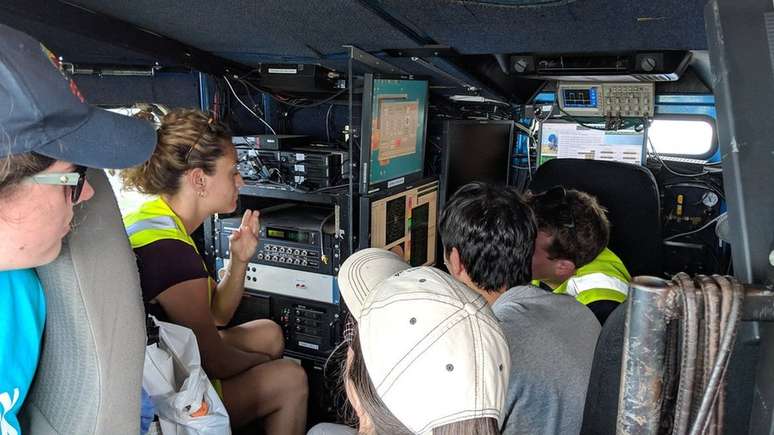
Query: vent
536 55 631 73
510 51 692 82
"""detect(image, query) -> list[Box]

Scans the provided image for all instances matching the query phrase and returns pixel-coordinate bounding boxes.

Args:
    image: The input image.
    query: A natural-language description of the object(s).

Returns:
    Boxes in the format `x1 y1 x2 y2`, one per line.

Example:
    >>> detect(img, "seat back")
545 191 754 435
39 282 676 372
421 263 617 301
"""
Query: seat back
529 158 662 276
580 302 626 435
23 169 146 434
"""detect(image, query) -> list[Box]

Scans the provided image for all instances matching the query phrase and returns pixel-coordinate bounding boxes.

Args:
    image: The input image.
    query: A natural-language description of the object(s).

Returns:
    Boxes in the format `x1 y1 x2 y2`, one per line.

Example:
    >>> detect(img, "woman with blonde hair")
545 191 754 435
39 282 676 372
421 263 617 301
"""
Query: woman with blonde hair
121 108 307 433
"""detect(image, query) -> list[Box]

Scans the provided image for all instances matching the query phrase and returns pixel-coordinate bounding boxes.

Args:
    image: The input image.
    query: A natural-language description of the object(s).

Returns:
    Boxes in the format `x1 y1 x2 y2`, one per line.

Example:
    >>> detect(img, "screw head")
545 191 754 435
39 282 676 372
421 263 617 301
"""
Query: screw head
513 58 529 73
769 250 774 267
641 57 657 72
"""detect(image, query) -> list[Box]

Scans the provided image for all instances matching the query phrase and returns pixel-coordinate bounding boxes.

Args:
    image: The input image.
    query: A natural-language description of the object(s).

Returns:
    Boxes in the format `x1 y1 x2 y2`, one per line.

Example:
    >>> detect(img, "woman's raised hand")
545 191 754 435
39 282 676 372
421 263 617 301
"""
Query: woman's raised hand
229 209 260 264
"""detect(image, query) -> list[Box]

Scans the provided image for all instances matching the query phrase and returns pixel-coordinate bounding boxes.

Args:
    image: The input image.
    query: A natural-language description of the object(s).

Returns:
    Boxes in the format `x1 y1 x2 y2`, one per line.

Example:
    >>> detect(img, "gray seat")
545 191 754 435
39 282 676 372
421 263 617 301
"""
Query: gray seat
580 302 627 435
22 169 146 434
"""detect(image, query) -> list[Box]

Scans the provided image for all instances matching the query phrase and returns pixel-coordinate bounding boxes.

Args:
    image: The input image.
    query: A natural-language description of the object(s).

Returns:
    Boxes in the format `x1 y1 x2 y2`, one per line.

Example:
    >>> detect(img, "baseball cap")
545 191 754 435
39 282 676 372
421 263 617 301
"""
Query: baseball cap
338 248 511 434
0 24 156 168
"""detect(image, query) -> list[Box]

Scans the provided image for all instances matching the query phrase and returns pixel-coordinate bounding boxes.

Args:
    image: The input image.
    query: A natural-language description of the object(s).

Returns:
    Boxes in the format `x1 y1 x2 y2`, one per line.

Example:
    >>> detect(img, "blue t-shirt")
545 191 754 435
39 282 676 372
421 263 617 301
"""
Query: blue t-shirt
0 269 46 435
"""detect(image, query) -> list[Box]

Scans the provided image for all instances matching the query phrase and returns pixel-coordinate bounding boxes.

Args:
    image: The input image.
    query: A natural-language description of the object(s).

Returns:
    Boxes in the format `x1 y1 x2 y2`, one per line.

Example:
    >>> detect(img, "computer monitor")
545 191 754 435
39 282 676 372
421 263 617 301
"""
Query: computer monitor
538 119 647 166
439 120 515 210
359 75 429 194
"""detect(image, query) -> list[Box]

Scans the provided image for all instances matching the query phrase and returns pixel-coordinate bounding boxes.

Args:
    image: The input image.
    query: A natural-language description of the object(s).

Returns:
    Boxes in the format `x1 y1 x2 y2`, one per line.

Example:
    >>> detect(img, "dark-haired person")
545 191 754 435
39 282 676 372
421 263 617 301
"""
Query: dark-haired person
528 187 631 325
121 108 307 434
0 25 156 434
439 182 600 435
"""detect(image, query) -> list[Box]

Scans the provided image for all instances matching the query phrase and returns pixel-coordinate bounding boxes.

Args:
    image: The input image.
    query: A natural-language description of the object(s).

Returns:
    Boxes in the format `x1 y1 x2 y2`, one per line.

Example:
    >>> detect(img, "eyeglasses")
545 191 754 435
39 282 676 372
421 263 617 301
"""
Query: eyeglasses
29 165 88 203
533 186 575 229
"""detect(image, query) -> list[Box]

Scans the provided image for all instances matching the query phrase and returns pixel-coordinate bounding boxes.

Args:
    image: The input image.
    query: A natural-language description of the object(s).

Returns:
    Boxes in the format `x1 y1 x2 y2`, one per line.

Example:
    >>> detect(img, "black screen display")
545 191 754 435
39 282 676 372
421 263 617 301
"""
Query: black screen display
266 227 312 244
445 122 513 200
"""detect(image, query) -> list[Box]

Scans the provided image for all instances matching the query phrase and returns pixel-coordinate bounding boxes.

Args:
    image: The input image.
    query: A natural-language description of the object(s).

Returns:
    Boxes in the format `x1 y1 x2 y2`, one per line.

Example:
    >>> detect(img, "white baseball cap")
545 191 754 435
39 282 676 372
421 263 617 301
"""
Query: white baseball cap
338 248 511 434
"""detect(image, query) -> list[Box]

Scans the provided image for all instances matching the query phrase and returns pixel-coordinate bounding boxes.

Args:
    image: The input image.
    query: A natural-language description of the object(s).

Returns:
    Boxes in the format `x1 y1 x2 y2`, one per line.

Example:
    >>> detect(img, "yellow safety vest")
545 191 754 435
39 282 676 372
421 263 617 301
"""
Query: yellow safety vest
123 196 223 397
535 248 631 306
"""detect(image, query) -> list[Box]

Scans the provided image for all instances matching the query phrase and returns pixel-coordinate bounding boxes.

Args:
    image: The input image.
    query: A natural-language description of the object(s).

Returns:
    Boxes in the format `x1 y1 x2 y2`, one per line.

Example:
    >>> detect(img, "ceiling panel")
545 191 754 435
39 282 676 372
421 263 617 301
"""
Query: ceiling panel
379 0 708 54
66 0 422 61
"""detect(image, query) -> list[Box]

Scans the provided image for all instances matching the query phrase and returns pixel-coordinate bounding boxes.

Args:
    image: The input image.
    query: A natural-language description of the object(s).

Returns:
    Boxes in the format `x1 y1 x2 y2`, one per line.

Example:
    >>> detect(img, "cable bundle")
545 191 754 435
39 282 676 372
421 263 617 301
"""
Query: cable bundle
660 273 744 435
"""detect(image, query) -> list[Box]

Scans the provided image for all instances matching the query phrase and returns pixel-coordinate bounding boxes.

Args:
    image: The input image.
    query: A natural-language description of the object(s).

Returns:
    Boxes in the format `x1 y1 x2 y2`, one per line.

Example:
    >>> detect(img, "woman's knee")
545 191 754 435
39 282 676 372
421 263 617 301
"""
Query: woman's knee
264 320 285 359
279 360 308 400
238 319 285 359
246 360 307 406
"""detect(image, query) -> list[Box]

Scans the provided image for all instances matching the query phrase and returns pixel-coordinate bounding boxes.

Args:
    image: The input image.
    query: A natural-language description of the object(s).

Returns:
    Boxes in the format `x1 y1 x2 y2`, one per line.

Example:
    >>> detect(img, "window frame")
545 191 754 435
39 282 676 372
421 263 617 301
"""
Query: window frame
647 114 718 160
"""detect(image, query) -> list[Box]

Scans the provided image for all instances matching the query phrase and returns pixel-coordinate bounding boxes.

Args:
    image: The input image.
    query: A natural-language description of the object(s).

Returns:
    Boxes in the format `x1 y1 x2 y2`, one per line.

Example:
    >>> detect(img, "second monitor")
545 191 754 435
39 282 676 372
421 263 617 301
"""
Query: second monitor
438 120 514 211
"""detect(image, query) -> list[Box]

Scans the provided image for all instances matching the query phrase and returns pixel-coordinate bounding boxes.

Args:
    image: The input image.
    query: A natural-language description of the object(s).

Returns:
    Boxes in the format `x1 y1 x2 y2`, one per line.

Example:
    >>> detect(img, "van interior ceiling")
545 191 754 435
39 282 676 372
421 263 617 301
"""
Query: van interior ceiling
2 0 773 434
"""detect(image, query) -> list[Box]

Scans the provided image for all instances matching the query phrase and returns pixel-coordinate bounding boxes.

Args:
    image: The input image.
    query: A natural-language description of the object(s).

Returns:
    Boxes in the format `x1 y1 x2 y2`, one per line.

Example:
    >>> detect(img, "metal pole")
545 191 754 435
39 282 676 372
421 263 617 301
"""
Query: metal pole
741 285 774 321
347 48 354 256
617 276 675 435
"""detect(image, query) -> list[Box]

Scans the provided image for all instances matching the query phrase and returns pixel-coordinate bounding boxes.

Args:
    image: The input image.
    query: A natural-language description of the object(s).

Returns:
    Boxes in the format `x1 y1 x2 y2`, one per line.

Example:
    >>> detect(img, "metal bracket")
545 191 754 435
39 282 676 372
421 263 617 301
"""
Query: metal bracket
384 46 459 58
343 45 408 75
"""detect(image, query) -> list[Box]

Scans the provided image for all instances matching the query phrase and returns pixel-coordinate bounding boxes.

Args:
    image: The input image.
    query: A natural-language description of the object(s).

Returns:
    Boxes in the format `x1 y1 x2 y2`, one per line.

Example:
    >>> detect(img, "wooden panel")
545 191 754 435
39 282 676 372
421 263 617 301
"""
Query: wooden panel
370 180 438 266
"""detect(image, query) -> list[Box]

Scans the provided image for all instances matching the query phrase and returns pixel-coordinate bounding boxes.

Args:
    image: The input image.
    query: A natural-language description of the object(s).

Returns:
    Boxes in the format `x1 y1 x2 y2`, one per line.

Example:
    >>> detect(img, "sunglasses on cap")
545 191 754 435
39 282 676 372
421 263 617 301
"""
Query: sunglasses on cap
184 117 219 163
532 185 575 229
342 315 357 344
29 165 88 203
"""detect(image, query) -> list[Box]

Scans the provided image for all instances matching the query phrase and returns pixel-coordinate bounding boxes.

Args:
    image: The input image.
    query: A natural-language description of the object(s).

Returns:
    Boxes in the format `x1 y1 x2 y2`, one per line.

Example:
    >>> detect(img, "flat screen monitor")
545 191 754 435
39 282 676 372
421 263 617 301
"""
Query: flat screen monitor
439 120 514 210
538 119 646 166
359 75 428 194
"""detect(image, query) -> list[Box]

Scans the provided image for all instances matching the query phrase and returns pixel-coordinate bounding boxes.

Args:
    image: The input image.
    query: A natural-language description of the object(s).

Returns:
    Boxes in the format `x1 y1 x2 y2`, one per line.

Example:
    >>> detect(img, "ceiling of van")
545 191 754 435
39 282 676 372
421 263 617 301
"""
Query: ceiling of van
1 0 708 63
0 0 711 102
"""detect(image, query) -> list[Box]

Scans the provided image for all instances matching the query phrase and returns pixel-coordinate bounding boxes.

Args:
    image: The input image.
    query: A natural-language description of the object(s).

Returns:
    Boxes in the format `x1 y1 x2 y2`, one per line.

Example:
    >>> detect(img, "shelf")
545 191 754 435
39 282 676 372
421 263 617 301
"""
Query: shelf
239 183 350 205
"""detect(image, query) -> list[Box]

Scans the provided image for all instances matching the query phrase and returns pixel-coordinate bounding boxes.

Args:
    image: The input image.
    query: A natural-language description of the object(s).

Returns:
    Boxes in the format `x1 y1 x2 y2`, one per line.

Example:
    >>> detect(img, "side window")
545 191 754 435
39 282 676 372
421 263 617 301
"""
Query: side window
104 105 164 215
105 170 154 216
647 117 716 158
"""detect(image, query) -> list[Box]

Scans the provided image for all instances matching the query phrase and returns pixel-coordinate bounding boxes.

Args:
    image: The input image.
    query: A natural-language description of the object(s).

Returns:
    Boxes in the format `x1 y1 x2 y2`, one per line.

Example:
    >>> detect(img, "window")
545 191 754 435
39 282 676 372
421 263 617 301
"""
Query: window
103 105 162 215
105 170 154 216
647 118 715 158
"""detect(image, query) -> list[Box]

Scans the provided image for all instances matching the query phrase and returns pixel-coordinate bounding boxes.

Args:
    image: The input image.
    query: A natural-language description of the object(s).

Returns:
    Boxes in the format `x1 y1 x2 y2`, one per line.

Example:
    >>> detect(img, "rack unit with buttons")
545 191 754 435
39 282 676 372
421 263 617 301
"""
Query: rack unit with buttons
215 197 345 359
557 82 655 118
217 203 337 275
227 286 341 358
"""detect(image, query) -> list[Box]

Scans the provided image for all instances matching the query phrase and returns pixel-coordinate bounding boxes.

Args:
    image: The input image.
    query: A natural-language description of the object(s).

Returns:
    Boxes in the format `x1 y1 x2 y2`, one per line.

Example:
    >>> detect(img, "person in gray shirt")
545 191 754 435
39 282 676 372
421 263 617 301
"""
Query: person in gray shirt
439 182 601 435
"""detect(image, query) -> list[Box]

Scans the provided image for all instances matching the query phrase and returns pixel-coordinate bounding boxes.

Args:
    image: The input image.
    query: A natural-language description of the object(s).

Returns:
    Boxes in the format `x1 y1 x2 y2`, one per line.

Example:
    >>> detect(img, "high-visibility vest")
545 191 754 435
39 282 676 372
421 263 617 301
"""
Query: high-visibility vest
123 196 222 397
537 248 631 306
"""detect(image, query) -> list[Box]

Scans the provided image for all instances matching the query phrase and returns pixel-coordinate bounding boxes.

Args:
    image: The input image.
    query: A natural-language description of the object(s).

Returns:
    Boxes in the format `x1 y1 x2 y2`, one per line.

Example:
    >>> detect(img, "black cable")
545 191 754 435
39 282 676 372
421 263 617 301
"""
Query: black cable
237 68 261 80
239 79 263 114
241 79 347 109
648 138 710 177
556 106 645 131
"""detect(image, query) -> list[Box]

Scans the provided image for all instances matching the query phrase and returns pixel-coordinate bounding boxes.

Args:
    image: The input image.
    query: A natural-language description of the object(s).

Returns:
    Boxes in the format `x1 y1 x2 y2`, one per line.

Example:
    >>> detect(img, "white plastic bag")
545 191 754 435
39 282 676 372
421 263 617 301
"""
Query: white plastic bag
143 317 231 435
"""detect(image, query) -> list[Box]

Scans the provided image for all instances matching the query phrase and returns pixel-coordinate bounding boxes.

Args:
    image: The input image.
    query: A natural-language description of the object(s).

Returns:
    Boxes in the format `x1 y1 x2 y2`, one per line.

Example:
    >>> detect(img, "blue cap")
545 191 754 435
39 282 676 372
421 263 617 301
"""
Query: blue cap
0 24 156 169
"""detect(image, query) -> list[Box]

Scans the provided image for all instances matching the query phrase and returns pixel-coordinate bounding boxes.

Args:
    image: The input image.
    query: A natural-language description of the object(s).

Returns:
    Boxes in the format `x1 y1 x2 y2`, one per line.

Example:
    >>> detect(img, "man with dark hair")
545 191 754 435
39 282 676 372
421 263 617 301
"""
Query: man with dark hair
439 182 600 435
528 187 631 325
